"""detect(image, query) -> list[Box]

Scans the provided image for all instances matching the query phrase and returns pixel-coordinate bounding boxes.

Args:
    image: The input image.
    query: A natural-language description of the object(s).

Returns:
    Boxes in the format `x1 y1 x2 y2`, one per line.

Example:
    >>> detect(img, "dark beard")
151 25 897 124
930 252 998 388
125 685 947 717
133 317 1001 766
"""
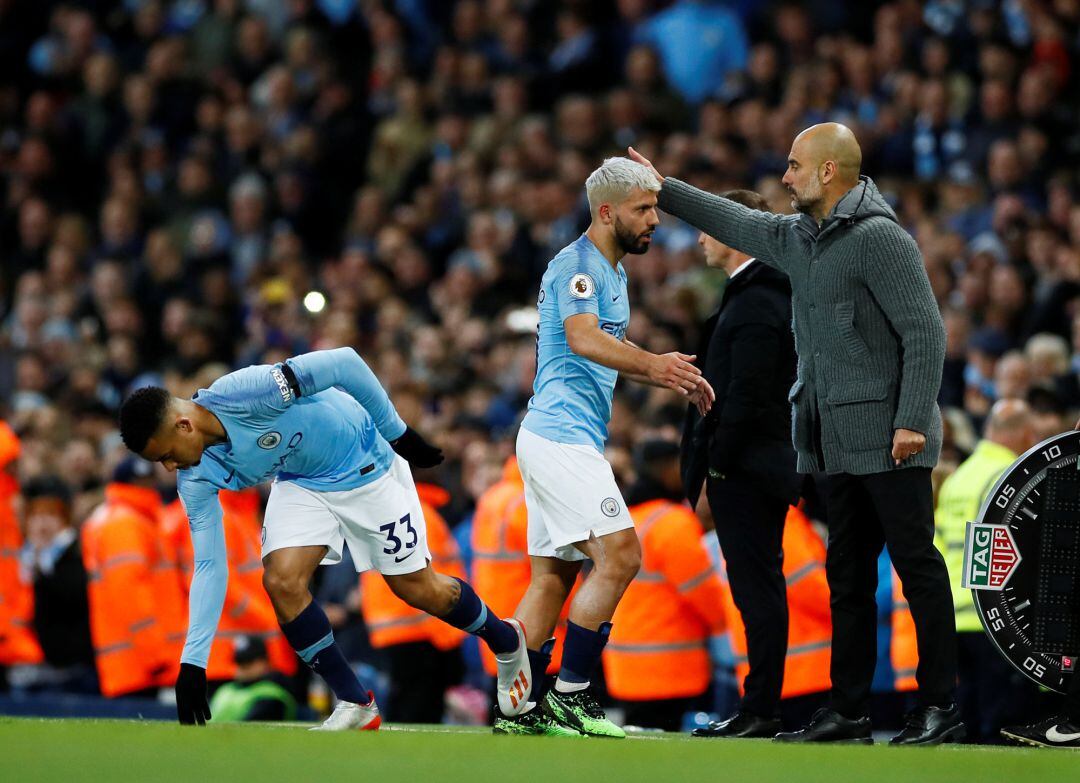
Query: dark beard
614 217 650 255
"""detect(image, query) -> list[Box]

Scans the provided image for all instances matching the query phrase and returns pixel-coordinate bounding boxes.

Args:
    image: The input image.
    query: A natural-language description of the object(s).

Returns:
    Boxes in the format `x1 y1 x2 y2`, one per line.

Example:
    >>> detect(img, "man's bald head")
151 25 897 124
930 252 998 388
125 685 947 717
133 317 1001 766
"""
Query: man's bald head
985 398 1036 455
793 123 862 184
782 122 863 221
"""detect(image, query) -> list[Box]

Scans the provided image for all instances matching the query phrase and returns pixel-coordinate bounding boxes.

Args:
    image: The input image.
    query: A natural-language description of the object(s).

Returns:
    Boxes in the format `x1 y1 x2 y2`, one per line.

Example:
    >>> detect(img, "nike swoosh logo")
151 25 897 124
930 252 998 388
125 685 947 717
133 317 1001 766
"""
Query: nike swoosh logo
1046 725 1080 742
394 550 416 563
612 295 621 302
224 470 235 484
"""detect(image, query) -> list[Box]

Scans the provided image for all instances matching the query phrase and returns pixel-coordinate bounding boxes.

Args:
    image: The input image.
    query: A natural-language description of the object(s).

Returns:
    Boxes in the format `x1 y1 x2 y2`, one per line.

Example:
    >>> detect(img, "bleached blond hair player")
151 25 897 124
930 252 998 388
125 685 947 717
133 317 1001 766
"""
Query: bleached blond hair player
496 157 714 736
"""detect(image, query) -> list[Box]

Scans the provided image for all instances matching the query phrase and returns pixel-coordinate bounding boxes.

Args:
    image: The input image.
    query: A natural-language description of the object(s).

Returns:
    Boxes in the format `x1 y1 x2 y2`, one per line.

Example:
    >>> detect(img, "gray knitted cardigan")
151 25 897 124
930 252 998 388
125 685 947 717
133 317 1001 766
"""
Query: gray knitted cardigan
659 176 945 476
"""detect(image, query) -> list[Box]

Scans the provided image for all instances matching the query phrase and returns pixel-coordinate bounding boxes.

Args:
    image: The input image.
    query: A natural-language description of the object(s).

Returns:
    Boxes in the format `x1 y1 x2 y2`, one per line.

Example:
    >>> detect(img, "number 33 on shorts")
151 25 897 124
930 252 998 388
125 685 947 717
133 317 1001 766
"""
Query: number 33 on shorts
380 513 418 563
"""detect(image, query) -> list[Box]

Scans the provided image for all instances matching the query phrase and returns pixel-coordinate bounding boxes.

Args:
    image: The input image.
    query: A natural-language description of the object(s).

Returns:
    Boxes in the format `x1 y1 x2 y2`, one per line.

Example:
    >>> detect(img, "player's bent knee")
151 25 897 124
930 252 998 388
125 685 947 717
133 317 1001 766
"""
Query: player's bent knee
530 571 574 600
596 531 641 581
611 549 642 586
384 568 450 615
262 569 308 604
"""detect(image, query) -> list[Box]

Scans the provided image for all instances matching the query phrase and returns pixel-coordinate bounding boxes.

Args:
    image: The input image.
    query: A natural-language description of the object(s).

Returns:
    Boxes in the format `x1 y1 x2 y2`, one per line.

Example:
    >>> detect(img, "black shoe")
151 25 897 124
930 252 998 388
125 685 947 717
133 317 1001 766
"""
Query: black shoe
890 703 965 746
1001 716 1080 749
693 711 781 738
774 708 872 744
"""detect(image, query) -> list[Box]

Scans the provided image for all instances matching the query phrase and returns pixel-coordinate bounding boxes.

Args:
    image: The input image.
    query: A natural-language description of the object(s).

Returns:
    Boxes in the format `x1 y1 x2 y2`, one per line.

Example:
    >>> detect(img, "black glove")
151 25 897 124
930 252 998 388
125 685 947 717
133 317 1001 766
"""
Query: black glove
176 662 211 726
390 427 444 468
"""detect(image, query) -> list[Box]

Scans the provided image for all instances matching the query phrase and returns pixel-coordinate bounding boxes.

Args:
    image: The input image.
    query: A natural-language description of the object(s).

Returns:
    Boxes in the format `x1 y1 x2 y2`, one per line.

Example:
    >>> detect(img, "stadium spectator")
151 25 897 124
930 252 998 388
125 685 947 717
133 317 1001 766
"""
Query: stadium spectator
637 0 750 104
20 475 95 693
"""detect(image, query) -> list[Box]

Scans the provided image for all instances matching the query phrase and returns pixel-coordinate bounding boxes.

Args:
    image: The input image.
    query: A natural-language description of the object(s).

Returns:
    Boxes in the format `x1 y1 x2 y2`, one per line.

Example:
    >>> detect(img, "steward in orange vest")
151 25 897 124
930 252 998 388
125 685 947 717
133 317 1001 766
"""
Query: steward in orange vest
891 569 918 694
471 457 569 679
161 489 296 682
0 422 43 672
725 505 832 703
604 443 726 731
361 482 466 722
82 459 183 696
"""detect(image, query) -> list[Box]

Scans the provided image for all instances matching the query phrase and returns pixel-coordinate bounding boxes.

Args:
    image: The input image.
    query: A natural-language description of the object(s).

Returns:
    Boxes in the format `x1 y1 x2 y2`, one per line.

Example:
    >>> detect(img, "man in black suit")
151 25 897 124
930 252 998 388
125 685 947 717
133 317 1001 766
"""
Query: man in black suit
682 190 800 738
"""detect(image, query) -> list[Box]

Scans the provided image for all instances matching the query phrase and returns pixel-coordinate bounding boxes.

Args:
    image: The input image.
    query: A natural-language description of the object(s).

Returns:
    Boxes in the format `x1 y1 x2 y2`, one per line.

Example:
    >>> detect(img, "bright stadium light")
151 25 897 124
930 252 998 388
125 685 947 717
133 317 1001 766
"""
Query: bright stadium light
303 291 327 314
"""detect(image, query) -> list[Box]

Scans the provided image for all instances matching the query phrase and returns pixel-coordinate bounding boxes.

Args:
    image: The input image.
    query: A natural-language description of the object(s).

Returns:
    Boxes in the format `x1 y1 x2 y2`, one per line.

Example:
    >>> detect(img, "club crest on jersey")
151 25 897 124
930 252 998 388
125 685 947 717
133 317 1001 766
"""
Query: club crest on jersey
601 497 621 517
258 432 282 449
569 273 595 299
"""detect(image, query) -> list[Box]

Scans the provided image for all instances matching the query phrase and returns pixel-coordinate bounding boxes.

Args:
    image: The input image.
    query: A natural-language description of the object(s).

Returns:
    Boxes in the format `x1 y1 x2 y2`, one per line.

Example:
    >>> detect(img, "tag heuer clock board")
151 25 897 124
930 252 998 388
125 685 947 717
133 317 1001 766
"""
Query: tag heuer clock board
963 430 1080 694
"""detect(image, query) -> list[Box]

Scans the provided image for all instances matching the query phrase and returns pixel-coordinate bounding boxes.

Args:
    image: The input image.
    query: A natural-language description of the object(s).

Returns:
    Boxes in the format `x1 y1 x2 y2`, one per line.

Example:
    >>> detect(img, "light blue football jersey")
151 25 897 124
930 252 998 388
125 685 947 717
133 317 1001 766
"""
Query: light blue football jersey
521 234 630 452
176 347 406 666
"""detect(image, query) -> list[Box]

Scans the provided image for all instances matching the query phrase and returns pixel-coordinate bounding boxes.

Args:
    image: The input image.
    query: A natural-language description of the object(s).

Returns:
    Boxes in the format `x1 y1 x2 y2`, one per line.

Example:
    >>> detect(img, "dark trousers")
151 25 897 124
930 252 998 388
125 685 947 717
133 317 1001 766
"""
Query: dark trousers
707 476 789 717
824 468 957 717
384 641 464 723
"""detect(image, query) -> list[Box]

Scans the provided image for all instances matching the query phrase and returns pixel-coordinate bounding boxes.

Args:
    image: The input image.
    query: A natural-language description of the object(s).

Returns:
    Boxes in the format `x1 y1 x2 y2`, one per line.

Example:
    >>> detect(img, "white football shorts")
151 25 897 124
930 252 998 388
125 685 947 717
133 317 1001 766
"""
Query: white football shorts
261 454 429 575
516 426 634 561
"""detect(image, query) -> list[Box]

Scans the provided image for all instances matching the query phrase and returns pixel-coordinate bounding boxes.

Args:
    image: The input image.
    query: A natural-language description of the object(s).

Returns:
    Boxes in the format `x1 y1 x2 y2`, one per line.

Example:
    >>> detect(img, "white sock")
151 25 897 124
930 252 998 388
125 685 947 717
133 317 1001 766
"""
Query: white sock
554 677 589 694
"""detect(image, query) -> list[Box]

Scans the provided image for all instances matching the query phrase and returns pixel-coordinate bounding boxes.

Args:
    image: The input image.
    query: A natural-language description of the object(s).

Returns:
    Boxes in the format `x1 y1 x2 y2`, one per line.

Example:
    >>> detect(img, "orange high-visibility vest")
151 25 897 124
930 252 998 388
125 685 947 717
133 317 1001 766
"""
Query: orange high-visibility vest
604 499 726 702
361 483 467 651
471 457 571 677
891 569 918 692
161 490 296 680
82 483 181 696
724 504 832 700
0 422 43 666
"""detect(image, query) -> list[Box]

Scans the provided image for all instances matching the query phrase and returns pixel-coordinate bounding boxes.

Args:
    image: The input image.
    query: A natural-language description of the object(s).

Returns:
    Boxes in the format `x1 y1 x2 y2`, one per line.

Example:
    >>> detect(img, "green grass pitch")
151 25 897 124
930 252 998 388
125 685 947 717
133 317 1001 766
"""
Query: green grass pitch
1 717 1073 782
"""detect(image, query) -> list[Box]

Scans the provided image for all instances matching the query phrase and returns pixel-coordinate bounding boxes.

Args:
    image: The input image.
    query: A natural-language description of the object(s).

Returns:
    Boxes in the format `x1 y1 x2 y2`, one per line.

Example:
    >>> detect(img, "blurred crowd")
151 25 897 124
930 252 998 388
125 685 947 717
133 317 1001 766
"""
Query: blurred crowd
2 0 1080 728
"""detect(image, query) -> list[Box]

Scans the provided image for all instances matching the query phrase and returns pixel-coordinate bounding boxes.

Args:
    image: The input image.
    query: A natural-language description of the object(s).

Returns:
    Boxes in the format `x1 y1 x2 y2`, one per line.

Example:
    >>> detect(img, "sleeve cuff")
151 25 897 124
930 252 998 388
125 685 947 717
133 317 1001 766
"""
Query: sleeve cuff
892 413 929 435
385 418 407 442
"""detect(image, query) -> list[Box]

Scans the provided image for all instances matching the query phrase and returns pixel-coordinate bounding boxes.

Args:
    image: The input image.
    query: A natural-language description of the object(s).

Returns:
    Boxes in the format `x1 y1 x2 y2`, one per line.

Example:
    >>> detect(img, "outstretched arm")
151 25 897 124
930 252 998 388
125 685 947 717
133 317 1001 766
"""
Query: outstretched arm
284 347 407 443
628 147 792 271
178 482 228 669
621 337 714 414
565 313 703 397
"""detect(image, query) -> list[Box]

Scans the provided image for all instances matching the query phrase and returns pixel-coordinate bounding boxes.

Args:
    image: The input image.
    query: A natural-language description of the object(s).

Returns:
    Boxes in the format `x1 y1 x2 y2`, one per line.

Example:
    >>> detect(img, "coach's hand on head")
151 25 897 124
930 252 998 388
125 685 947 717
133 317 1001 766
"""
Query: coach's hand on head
648 352 703 396
390 426 445 468
627 147 663 184
176 662 211 725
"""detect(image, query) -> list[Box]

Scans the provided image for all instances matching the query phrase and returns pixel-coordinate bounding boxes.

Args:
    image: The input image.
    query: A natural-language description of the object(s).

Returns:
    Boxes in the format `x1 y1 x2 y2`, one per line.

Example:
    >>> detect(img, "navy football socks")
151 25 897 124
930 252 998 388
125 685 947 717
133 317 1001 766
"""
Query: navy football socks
555 620 611 692
440 577 518 654
528 638 556 702
281 600 370 705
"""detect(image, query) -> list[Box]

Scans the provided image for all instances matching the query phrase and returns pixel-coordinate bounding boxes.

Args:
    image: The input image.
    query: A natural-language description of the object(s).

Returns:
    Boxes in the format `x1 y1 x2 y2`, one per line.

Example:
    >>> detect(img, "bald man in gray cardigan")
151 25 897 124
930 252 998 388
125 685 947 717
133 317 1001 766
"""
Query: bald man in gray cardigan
630 124 963 746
